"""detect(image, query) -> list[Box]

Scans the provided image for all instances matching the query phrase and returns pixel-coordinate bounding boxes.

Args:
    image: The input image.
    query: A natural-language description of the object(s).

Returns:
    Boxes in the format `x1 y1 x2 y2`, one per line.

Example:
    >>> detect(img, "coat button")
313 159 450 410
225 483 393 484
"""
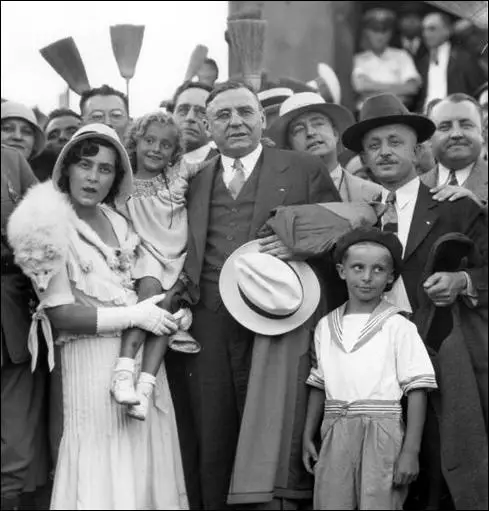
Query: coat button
227 235 234 241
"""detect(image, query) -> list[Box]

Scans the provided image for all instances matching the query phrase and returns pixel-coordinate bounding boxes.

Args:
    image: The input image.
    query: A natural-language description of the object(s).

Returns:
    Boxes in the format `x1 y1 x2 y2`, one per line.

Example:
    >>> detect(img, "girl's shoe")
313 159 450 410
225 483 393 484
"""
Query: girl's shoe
127 373 155 421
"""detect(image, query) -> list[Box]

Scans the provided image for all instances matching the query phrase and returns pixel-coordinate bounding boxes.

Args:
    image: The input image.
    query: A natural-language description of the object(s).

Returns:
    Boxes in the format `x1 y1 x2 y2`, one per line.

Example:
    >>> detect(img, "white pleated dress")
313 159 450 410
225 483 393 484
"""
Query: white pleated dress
39 206 188 510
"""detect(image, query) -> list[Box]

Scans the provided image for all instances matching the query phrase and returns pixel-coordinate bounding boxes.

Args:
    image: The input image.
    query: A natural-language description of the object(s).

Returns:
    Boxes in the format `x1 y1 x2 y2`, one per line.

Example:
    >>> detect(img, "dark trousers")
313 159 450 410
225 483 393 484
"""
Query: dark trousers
1 356 48 501
185 301 255 510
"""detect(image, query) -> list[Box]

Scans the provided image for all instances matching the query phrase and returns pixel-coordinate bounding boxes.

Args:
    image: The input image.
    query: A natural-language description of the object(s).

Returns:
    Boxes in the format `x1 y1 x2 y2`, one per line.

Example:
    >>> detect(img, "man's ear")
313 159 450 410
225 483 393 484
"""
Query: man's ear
359 151 367 166
260 108 267 131
203 117 211 137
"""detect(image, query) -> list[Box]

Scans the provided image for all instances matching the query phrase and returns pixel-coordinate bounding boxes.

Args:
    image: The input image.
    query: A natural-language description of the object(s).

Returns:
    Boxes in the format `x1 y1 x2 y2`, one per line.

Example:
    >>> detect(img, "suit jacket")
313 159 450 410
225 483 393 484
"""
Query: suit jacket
392 35 428 67
401 184 488 345
420 157 488 207
416 46 486 112
340 168 383 203
184 146 341 304
1 146 39 365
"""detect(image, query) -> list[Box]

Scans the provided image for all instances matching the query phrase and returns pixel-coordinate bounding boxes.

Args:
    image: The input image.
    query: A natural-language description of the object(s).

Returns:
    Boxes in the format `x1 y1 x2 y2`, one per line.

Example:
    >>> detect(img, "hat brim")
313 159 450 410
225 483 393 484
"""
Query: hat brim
342 114 436 154
269 103 355 151
219 240 321 336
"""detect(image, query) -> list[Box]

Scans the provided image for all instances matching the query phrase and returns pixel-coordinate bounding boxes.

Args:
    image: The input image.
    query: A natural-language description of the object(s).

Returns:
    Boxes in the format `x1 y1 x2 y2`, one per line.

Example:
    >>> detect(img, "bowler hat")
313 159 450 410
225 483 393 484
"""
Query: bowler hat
269 92 355 150
342 93 436 153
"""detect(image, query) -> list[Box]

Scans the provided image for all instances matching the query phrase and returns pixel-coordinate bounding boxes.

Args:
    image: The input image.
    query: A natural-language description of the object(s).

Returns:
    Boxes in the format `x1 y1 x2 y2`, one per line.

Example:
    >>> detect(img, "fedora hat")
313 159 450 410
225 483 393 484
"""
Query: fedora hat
258 87 294 111
342 93 436 153
269 92 355 150
219 240 320 336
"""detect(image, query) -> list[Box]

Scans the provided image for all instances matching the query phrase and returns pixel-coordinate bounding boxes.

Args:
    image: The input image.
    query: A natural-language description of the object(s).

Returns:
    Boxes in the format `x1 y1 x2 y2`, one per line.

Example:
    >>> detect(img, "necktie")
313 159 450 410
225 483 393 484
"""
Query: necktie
382 191 398 234
448 169 459 186
430 49 439 65
229 159 246 199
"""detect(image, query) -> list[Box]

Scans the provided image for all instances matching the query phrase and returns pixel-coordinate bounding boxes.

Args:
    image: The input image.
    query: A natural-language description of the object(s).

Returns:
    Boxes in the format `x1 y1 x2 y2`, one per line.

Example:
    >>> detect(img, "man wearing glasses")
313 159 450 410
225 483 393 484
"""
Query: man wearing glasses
79 84 130 141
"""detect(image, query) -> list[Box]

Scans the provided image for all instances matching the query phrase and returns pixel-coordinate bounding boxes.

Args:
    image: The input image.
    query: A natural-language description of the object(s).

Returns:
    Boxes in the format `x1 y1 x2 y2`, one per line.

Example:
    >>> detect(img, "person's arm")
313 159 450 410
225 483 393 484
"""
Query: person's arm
303 387 325 474
393 389 427 486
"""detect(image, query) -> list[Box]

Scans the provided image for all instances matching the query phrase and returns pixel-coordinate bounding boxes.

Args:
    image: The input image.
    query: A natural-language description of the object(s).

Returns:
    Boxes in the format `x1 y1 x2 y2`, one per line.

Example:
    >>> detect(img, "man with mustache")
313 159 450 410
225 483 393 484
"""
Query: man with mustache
422 93 488 209
165 81 340 510
342 93 488 510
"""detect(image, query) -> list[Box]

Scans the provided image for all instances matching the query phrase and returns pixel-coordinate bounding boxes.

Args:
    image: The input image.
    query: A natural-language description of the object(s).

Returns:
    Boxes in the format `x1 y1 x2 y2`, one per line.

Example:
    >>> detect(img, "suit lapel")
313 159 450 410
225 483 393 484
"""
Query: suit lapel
464 158 488 199
404 184 439 263
249 147 289 238
187 157 219 269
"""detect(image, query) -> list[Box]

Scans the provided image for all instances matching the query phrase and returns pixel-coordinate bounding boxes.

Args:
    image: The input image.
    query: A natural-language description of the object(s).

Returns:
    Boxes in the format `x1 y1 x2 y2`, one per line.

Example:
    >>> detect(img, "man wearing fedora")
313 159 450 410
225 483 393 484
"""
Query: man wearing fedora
165 81 340 510
342 93 488 510
257 86 293 136
270 91 382 203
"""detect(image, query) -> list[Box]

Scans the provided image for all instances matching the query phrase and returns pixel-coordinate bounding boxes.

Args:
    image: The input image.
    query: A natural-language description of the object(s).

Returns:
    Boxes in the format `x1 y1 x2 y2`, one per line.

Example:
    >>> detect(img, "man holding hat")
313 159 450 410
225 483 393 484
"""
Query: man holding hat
270 91 382 202
165 81 340 510
353 8 422 112
342 92 488 510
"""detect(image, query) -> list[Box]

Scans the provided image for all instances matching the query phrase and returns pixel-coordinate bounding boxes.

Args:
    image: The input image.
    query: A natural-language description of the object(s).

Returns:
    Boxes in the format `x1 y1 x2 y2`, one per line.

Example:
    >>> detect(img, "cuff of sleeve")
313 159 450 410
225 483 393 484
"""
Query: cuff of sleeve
306 371 325 390
401 374 438 394
460 271 479 307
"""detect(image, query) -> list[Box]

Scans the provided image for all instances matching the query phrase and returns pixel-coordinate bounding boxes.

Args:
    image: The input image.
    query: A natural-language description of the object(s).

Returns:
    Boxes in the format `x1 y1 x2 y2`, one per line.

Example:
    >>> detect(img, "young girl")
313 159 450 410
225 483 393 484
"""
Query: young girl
303 227 437 510
112 111 204 420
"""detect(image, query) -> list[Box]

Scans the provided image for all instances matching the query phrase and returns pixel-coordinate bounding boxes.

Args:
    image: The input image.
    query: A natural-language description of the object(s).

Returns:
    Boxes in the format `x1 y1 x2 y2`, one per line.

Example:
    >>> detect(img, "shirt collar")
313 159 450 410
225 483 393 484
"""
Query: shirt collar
183 142 212 164
382 176 420 209
438 161 475 186
436 41 451 60
330 164 343 182
221 144 263 177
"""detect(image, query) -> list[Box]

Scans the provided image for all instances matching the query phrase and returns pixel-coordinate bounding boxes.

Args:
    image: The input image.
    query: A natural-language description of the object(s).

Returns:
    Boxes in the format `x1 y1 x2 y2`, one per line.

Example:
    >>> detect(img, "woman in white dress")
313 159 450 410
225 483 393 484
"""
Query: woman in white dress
34 123 188 510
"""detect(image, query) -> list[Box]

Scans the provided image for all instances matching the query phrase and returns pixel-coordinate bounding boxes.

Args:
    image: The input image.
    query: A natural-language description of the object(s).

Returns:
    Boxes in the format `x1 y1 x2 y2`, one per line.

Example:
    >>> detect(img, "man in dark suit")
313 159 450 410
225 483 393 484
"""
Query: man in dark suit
422 93 488 209
416 12 486 112
343 93 488 510
392 3 428 67
166 81 340 510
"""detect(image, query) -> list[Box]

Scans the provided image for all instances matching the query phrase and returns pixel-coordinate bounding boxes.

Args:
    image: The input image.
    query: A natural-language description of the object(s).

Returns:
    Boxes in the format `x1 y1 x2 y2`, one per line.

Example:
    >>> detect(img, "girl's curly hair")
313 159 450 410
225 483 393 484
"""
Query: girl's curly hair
57 137 125 206
124 111 182 172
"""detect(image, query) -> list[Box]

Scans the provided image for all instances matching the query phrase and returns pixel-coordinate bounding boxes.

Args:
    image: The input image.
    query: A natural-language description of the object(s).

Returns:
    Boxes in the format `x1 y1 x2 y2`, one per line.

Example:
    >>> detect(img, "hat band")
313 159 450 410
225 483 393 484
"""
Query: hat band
261 95 292 109
238 286 300 320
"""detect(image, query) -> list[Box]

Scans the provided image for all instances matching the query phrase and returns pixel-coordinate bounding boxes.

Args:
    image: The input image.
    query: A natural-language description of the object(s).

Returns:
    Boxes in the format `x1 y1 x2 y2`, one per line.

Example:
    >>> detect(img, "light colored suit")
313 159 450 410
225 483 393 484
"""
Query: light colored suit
421 157 488 208
339 167 383 203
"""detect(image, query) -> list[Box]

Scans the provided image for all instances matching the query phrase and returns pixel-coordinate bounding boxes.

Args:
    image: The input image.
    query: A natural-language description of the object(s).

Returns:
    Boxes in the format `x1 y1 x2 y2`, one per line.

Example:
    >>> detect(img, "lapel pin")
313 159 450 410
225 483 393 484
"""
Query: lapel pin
279 187 286 193
426 220 431 225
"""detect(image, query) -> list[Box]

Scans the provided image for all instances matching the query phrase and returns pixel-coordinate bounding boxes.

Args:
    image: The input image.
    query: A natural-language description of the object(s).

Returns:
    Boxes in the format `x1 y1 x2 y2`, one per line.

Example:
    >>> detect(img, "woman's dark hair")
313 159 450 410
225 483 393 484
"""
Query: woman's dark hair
57 137 125 205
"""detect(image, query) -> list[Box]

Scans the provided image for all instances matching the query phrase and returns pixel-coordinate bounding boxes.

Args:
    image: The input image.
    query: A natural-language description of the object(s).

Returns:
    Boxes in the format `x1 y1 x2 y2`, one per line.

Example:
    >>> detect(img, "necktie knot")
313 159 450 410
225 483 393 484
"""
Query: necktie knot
430 49 439 65
448 170 459 186
233 158 244 172
386 191 396 205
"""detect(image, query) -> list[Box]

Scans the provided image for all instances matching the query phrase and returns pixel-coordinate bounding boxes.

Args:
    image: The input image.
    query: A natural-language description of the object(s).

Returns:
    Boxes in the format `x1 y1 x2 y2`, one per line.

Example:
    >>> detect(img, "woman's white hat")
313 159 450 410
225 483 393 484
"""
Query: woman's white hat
219 240 320 336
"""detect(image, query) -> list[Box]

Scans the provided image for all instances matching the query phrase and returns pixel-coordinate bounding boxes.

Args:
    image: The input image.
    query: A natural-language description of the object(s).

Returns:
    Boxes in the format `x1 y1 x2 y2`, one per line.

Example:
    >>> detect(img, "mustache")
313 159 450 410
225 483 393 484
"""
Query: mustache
447 139 470 147
376 158 398 165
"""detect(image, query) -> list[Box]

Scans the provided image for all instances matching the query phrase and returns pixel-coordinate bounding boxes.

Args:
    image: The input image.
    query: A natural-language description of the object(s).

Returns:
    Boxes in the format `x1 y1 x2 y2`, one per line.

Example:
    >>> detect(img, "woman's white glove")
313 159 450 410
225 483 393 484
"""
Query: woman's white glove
97 294 178 336
173 308 193 331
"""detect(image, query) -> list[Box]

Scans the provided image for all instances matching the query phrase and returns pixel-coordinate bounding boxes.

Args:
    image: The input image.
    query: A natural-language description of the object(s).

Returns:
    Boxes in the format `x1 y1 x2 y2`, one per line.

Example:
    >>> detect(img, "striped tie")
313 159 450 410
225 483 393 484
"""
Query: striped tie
382 191 398 234
229 159 246 199
448 170 459 186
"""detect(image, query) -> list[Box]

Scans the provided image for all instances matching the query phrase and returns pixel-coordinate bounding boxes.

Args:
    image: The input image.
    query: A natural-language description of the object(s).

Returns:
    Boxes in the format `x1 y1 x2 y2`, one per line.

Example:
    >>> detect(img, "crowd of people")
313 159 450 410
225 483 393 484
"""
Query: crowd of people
1 5 488 511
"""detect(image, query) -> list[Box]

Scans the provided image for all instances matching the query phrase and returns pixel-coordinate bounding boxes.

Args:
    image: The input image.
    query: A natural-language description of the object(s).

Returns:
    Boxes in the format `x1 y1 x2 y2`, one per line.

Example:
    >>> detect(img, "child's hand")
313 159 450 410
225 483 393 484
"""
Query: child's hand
393 449 419 487
302 438 318 475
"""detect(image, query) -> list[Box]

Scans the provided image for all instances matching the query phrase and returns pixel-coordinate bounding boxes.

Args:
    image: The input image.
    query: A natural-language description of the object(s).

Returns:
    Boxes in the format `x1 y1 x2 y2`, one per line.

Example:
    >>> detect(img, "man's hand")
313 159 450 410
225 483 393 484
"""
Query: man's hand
393 449 419 487
258 234 295 261
423 271 467 307
302 437 319 475
430 184 482 205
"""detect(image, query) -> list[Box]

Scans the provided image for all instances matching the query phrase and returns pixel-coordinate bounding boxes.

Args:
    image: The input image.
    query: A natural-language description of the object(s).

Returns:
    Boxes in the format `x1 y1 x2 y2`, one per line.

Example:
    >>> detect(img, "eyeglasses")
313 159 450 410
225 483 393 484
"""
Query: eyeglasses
86 109 127 123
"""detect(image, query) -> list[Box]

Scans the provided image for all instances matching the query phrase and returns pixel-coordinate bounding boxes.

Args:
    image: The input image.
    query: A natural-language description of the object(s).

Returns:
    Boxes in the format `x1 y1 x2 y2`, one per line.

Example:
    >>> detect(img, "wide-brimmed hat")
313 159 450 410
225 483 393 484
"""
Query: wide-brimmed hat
1 101 46 158
268 92 355 150
219 240 320 336
258 87 294 111
342 93 436 153
52 123 133 209
307 63 342 104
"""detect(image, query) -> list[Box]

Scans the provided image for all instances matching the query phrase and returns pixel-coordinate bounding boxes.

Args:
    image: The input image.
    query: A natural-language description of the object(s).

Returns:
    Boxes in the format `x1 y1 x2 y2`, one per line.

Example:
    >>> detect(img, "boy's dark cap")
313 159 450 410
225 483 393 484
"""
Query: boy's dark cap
334 227 403 280
363 8 396 32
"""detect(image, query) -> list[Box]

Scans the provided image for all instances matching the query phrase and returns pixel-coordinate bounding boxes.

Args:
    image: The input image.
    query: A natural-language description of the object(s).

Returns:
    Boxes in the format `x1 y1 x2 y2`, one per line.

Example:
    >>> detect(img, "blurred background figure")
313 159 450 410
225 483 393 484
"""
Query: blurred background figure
393 3 428 65
307 63 342 104
31 108 82 182
196 57 219 87
352 8 421 112
416 12 486 112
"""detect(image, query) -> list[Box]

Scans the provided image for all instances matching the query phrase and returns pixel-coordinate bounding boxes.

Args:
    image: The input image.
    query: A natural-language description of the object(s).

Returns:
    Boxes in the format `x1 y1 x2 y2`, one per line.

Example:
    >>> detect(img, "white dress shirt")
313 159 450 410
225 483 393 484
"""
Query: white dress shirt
381 177 421 313
424 41 451 110
221 144 263 188
438 162 474 187
330 164 343 190
183 142 213 165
